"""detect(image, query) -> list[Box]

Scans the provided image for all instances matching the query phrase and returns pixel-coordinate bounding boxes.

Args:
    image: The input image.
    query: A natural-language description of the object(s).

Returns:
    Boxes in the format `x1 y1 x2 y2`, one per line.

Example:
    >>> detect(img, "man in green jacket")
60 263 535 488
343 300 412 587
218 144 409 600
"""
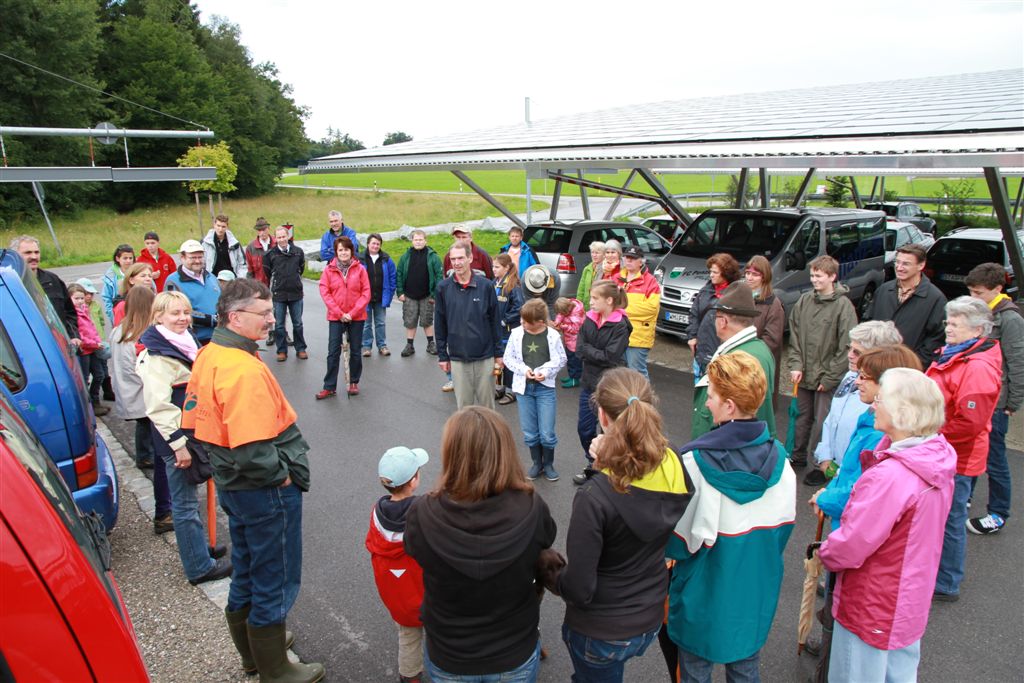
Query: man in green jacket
396 229 444 357
692 282 777 439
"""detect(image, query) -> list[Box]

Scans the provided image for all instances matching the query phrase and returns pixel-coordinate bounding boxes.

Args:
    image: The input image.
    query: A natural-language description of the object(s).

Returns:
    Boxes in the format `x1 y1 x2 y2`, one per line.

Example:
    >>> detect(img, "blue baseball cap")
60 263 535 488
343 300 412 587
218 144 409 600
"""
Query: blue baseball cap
378 446 429 487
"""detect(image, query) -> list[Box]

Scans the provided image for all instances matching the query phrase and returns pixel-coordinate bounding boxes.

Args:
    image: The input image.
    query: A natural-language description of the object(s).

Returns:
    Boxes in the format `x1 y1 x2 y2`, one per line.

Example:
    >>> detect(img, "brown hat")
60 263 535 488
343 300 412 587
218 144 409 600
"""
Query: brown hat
254 217 271 230
713 281 758 317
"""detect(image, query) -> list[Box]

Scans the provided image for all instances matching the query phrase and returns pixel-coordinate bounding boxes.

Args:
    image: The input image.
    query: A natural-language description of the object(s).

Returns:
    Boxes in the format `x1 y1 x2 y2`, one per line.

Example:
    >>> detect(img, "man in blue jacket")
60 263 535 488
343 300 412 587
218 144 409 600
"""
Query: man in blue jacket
164 239 221 344
319 210 360 262
434 243 503 410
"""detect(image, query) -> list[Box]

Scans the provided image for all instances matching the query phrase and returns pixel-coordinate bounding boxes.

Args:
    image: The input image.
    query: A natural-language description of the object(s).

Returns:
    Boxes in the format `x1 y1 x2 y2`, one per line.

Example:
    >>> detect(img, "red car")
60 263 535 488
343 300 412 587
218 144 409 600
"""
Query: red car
0 393 149 681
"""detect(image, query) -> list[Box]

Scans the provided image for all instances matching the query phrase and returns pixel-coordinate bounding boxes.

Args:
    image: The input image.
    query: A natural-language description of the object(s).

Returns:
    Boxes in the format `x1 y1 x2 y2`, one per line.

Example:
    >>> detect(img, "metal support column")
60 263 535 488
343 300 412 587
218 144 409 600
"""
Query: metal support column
983 167 1024 302
603 169 638 220
451 171 526 229
577 170 591 220
868 177 879 203
792 168 816 207
31 182 62 256
1012 177 1024 225
759 168 769 208
849 176 862 208
880 177 886 202
550 174 563 221
735 168 749 209
635 168 695 227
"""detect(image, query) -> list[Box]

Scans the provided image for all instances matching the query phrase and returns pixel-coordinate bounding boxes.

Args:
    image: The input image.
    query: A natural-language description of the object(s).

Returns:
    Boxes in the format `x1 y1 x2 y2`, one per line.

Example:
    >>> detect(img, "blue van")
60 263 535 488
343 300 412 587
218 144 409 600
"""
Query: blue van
0 250 119 530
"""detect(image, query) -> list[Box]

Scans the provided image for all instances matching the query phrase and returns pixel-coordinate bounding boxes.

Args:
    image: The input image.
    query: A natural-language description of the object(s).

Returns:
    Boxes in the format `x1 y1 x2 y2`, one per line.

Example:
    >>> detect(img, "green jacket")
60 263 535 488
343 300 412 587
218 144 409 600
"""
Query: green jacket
692 329 776 440
576 262 597 311
785 284 857 392
396 245 444 298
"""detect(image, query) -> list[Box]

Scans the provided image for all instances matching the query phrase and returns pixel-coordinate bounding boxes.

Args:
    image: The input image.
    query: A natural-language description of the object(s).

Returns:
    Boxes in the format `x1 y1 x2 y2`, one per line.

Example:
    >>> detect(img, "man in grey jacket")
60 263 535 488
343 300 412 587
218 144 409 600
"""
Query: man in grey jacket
202 214 248 279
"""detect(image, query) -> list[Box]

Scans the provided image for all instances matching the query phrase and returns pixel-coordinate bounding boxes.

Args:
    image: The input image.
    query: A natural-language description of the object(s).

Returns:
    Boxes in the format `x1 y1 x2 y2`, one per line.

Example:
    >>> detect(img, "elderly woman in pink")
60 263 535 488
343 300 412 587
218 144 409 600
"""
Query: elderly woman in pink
819 368 955 682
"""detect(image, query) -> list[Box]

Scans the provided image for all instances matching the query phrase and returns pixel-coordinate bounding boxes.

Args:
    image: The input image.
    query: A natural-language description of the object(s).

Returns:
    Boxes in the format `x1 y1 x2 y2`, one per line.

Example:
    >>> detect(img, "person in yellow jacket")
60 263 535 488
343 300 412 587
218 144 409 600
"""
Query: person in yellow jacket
181 279 324 683
617 245 661 379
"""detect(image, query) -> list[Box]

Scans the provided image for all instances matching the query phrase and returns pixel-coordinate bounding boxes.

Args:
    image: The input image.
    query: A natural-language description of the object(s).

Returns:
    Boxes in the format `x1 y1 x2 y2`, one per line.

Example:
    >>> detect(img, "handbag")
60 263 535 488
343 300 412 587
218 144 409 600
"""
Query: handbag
182 436 214 486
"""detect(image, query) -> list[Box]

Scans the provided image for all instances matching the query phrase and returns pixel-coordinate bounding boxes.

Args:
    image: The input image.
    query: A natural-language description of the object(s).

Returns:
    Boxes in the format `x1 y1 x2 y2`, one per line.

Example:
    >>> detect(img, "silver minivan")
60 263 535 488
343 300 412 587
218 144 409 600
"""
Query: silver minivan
653 207 887 337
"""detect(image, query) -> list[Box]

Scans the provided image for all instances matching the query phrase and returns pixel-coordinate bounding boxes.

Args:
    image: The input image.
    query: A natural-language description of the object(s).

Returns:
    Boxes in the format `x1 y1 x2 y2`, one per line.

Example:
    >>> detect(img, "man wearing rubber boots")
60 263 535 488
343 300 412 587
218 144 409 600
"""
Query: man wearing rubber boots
182 279 323 683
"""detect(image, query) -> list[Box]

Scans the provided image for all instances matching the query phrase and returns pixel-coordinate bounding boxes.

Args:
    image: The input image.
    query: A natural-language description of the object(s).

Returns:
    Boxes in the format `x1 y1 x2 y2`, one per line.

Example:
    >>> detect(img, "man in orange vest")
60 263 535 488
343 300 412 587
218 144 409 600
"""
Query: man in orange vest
182 279 324 683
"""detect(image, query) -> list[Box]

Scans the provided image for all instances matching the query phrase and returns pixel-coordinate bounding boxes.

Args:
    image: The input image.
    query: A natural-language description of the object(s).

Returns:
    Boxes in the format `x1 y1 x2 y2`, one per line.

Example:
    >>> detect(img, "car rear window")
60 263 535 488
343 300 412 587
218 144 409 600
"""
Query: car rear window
866 203 898 217
524 226 573 253
929 238 1004 265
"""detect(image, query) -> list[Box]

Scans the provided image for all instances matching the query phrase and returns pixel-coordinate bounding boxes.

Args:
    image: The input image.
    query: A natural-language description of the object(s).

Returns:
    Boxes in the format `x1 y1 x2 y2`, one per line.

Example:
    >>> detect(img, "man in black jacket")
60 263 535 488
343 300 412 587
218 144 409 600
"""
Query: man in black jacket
10 235 80 343
434 243 502 409
262 226 307 362
865 244 946 367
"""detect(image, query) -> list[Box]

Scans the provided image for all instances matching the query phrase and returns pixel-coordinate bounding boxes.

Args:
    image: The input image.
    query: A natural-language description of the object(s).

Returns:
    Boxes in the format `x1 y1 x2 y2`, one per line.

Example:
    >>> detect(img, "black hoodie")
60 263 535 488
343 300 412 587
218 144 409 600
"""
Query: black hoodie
404 489 556 675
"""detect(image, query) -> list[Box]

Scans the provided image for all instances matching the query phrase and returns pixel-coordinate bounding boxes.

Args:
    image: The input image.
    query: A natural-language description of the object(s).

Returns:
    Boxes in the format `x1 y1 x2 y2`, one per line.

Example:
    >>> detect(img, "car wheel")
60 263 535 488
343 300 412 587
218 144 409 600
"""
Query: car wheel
858 284 876 320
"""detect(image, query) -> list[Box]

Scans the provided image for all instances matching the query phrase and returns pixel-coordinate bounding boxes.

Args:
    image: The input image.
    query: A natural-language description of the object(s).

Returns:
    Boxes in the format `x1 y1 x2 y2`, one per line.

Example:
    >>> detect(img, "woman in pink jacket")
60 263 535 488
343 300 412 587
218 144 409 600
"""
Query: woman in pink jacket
317 236 370 399
924 296 1002 602
819 368 955 682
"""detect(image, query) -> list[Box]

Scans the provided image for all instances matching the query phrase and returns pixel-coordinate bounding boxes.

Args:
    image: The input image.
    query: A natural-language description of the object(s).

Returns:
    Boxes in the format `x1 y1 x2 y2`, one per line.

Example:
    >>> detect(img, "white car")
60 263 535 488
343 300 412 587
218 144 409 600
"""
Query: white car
885 221 935 275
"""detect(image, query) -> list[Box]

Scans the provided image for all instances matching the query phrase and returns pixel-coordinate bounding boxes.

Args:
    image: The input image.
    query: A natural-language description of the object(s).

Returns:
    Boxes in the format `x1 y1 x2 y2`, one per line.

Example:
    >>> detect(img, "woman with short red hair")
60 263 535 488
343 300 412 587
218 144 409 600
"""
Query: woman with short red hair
686 253 740 376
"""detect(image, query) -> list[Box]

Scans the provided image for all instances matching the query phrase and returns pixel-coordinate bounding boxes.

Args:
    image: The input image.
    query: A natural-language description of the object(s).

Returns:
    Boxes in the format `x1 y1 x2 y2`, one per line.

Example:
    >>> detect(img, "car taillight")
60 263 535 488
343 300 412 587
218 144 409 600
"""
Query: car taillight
74 445 98 488
557 253 576 273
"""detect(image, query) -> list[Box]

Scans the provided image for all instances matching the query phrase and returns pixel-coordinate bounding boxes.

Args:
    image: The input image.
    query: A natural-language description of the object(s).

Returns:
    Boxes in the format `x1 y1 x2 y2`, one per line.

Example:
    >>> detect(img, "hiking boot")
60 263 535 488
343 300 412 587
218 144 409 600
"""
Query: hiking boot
967 513 1005 535
296 351 308 360
401 343 415 357
362 348 372 357
441 380 454 393
315 389 336 400
247 622 324 683
803 469 827 487
276 353 287 362
426 340 437 355
154 514 174 535
189 557 233 586
347 383 360 396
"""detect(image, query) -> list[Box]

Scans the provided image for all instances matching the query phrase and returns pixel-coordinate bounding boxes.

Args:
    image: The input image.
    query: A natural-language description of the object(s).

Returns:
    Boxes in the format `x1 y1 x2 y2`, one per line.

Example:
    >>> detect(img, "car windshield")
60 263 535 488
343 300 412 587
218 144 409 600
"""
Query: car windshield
929 238 1005 264
523 226 573 253
670 213 800 260
865 203 899 217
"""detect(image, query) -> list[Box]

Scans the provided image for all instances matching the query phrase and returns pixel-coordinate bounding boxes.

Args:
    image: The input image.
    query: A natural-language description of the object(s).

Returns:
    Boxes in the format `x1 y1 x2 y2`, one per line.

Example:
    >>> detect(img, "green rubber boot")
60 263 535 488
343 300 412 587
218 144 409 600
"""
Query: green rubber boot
228 607 296 676
247 622 323 683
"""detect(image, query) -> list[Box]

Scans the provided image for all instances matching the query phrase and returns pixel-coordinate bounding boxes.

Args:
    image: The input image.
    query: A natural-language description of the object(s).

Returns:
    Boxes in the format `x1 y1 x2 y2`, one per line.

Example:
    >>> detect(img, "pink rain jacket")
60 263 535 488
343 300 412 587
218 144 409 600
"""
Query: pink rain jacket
319 259 370 322
819 434 956 650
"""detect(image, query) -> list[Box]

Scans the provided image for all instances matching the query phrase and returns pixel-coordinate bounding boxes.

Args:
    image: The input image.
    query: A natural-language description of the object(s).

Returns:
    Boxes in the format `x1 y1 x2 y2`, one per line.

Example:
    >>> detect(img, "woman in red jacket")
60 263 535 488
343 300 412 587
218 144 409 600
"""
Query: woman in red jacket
318 236 370 399
925 296 1002 602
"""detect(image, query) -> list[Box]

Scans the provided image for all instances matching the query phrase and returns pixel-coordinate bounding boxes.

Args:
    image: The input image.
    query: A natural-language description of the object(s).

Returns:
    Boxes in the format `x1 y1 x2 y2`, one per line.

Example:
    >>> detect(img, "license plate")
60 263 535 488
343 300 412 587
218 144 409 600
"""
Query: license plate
665 311 688 324
941 273 966 283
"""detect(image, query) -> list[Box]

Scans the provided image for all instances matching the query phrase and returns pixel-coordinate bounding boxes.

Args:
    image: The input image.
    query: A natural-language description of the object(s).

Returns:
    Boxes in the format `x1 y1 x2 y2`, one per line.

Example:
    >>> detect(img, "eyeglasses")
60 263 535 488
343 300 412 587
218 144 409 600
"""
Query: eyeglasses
856 373 876 383
236 308 274 319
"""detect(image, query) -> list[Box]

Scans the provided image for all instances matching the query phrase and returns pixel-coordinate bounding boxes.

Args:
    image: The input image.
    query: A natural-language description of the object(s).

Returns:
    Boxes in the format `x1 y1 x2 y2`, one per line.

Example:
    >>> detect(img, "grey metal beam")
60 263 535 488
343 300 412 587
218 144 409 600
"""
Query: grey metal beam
550 175 563 221
111 167 217 183
792 168 816 206
547 171 659 202
880 177 886 202
0 166 218 183
635 168 695 227
983 168 1024 302
31 183 62 256
849 176 862 208
735 168 749 209
1012 178 1024 225
451 170 526 230
0 126 214 139
603 169 638 220
868 176 879 202
759 168 769 208
577 170 591 220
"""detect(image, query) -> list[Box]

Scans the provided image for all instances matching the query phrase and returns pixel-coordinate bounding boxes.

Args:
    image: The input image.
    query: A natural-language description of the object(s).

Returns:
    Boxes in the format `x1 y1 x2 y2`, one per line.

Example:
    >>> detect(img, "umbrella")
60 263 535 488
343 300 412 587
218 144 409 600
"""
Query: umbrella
798 511 826 655
784 381 800 454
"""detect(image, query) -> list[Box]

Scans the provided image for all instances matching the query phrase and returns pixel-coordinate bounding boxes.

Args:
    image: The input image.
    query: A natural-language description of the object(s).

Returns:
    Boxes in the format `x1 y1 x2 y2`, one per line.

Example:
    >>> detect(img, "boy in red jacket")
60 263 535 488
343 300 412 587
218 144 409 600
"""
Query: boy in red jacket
365 447 428 683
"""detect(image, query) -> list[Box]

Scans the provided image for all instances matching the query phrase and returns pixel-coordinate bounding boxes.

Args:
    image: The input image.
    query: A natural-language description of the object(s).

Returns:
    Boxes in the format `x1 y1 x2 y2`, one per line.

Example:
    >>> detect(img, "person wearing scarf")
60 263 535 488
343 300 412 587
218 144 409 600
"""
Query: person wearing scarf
686 253 741 378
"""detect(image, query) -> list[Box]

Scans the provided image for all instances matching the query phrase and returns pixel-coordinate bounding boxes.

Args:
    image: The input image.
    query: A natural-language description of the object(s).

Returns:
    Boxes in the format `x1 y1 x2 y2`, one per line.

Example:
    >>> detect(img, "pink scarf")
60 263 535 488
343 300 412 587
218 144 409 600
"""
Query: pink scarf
156 324 198 361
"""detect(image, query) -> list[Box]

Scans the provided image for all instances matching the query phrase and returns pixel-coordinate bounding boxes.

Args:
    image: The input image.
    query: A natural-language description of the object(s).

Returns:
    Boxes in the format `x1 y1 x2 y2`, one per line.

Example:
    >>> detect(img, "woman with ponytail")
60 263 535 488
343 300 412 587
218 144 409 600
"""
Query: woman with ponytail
544 368 692 682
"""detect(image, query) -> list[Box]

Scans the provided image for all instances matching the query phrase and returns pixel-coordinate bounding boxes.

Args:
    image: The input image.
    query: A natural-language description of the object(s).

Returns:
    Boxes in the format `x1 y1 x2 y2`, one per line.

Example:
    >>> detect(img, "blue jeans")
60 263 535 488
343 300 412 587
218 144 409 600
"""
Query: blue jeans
323 319 364 389
562 624 658 683
362 303 388 350
577 389 597 462
273 299 306 354
828 620 920 683
936 473 972 595
219 484 303 628
78 353 107 402
517 382 557 449
566 349 583 380
138 417 170 517
425 641 540 682
624 347 650 379
151 424 214 582
971 409 1012 519
678 648 761 683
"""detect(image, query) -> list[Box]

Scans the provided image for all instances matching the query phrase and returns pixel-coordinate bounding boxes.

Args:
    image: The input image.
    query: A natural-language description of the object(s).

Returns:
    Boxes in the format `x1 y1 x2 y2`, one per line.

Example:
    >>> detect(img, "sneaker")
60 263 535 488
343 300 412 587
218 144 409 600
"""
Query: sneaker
966 513 1005 535
401 344 415 357
315 389 337 400
803 469 827 487
441 380 454 393
362 348 372 357
153 514 174 535
426 340 437 355
572 470 589 486
932 591 960 603
561 378 580 388
189 557 233 586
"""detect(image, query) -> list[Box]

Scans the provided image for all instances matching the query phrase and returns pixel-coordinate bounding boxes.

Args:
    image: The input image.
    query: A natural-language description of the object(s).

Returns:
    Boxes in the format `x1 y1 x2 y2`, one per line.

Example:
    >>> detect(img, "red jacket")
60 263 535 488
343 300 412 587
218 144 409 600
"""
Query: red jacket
319 258 370 321
365 505 424 627
925 338 1002 476
138 248 176 292
244 236 276 286
443 242 493 279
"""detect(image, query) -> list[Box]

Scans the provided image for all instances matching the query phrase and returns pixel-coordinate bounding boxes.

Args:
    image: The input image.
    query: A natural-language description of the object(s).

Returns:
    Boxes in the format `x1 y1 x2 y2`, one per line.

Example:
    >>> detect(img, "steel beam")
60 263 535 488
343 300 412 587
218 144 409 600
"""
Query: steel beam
577 170 591 220
0 126 214 139
635 168 695 227
30 183 62 256
547 171 659 202
735 168 749 209
550 174 563 221
451 170 526 230
792 168 816 206
111 167 217 183
603 169 638 220
0 166 216 183
983 168 1024 302
849 176 862 208
759 168 769 208
1013 177 1024 225
868 176 879 202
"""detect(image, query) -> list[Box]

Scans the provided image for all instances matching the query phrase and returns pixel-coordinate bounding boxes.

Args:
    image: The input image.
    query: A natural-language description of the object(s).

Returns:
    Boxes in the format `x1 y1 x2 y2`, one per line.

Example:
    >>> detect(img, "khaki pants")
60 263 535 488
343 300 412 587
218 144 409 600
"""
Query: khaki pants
397 624 423 678
451 358 496 411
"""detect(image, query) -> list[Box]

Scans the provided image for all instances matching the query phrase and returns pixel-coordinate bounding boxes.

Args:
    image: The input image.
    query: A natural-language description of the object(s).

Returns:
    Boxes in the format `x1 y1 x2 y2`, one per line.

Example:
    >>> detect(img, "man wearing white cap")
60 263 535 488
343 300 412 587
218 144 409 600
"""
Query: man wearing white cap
164 239 221 345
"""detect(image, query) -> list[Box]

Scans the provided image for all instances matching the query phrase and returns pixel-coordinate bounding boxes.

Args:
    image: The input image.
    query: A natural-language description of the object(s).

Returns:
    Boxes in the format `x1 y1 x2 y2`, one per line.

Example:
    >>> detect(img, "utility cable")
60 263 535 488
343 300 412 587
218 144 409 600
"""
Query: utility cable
0 50 210 130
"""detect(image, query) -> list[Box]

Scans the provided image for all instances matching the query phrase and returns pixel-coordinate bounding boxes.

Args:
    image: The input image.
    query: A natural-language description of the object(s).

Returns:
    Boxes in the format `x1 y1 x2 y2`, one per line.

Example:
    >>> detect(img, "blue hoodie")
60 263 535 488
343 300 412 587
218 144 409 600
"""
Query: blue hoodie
815 409 884 531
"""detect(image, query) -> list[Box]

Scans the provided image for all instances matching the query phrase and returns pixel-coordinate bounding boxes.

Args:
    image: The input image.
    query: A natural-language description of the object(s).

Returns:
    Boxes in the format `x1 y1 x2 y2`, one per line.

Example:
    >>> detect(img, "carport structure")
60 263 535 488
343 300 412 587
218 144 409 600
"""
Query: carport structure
304 69 1024 294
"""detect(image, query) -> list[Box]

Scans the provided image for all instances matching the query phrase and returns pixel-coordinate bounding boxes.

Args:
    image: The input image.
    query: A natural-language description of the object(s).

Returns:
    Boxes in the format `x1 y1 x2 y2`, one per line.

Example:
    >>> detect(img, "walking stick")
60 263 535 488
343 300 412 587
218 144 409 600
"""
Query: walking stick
342 327 351 399
206 478 217 548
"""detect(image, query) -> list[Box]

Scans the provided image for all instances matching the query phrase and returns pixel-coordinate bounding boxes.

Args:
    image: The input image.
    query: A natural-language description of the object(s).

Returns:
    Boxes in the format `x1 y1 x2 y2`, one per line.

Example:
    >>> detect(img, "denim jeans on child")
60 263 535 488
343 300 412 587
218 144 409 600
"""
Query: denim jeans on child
936 473 972 596
577 389 598 463
562 624 658 683
566 349 583 380
219 483 303 627
517 382 557 449
425 640 540 683
362 303 388 350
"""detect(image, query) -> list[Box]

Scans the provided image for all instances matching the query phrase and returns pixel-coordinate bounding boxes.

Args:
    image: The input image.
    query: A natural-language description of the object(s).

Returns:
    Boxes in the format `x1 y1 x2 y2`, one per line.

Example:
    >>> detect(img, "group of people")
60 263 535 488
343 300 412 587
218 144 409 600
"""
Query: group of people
8 213 1020 682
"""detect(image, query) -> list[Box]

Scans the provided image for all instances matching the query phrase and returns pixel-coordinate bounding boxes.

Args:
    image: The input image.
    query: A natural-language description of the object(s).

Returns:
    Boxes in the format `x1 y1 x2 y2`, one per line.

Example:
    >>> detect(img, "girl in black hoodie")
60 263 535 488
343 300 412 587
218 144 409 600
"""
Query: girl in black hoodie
404 407 556 682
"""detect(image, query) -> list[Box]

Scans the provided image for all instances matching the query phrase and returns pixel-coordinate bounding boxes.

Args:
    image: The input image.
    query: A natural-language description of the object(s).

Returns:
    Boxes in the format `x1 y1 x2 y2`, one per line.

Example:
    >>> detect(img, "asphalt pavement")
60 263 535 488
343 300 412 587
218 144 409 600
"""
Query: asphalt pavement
100 276 1023 682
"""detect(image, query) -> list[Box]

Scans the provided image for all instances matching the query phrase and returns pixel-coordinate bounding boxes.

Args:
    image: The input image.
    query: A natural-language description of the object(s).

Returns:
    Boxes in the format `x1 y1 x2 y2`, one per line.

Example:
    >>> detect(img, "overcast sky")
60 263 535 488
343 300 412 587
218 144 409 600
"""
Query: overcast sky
193 0 1023 147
